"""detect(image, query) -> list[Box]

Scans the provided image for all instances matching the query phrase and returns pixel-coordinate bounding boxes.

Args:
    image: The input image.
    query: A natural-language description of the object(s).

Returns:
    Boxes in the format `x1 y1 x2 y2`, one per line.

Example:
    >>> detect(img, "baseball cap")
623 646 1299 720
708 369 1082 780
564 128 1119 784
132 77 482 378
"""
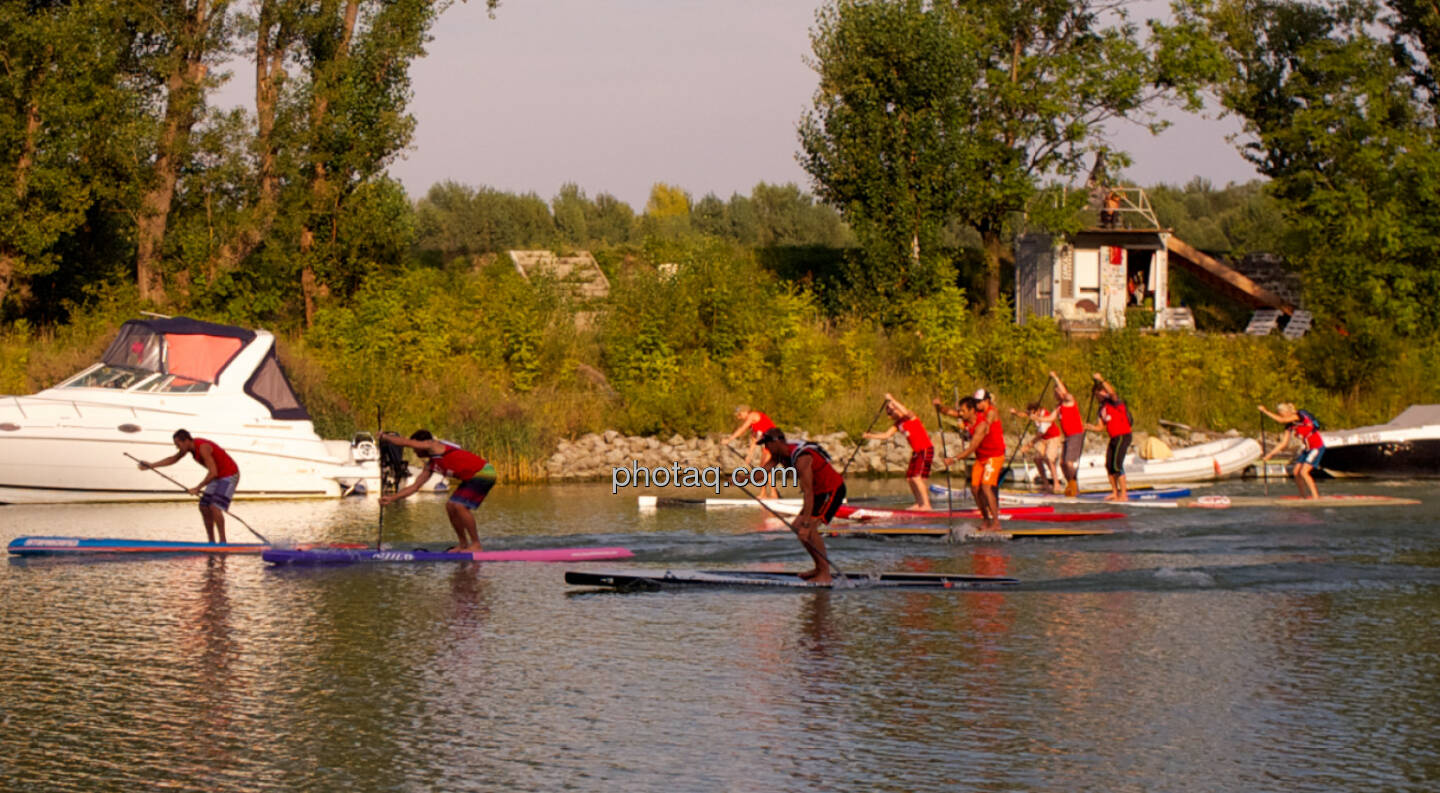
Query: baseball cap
756 427 787 445
973 389 992 402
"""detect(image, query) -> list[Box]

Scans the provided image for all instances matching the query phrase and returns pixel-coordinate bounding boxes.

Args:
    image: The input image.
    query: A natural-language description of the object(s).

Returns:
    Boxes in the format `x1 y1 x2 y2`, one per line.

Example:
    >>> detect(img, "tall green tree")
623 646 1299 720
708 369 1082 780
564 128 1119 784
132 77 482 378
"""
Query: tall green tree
802 0 1182 310
1163 0 1440 335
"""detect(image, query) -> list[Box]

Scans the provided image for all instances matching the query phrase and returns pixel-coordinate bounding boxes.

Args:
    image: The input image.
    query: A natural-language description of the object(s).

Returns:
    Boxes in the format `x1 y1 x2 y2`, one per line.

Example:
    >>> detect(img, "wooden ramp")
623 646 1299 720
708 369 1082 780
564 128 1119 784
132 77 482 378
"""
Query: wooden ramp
1165 236 1295 314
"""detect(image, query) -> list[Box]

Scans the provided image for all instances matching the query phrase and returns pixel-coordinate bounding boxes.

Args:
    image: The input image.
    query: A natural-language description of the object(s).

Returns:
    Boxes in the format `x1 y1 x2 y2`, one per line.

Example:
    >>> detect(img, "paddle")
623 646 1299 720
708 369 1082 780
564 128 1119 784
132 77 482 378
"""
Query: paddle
1260 411 1270 496
125 452 270 545
997 379 1052 488
839 398 890 479
376 407 385 550
723 444 850 585
935 401 954 520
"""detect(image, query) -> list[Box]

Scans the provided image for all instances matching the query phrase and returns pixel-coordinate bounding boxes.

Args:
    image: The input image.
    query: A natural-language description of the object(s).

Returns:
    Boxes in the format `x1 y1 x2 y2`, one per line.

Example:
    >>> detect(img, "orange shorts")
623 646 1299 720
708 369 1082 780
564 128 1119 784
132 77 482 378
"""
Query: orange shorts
971 456 1003 488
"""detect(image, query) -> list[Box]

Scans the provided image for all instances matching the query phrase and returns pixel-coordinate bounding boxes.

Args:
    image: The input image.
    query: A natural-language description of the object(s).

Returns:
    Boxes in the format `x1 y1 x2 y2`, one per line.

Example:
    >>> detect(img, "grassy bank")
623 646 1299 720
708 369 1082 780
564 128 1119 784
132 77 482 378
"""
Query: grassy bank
4 240 1437 481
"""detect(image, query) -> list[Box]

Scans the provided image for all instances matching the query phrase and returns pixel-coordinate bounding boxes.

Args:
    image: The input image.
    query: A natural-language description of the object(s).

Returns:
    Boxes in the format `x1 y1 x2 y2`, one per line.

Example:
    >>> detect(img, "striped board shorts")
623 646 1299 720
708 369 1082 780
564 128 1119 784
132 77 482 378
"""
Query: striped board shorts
449 463 497 509
906 448 935 478
199 475 239 511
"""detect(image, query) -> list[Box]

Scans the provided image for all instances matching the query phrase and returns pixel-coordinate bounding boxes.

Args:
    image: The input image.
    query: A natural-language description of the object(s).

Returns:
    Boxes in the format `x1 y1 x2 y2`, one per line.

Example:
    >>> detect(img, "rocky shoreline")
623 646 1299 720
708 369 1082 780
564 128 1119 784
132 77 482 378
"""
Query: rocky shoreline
543 426 1254 481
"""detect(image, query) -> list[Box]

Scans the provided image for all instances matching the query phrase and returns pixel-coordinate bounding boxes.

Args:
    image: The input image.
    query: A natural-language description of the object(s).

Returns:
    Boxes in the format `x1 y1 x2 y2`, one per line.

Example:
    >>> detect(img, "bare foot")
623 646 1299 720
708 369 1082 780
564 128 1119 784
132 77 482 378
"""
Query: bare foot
911 504 932 511
810 574 833 586
798 567 823 580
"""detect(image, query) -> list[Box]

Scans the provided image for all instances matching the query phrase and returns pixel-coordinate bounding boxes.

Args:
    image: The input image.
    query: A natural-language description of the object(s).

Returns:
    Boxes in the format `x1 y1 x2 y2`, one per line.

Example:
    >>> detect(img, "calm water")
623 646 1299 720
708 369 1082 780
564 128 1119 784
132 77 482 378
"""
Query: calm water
2 479 1438 792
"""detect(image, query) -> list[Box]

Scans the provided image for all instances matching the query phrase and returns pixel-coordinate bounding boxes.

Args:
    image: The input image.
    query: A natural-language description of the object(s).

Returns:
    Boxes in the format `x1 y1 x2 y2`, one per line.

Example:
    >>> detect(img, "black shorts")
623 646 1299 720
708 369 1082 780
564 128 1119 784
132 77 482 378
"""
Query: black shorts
807 485 846 525
1105 434 1132 476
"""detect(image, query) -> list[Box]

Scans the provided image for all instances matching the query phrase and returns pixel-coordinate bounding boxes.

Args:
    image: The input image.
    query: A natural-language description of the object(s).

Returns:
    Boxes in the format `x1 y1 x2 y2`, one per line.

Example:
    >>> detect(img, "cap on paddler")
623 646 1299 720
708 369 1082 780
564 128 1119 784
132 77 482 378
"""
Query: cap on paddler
973 389 992 402
756 427 787 445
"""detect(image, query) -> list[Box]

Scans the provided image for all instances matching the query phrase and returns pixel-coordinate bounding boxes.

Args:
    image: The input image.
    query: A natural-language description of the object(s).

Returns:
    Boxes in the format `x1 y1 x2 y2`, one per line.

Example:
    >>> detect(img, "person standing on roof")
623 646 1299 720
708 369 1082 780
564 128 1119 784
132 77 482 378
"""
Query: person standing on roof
1086 373 1132 502
380 431 496 551
864 393 933 510
727 405 780 499
1257 403 1324 499
756 428 845 585
137 430 240 543
1049 371 1088 497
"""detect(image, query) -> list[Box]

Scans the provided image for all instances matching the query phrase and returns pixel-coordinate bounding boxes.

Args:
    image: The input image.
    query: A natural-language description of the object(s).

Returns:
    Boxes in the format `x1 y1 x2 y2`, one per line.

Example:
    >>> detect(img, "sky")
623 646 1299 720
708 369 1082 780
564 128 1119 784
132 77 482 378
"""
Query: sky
217 0 1261 209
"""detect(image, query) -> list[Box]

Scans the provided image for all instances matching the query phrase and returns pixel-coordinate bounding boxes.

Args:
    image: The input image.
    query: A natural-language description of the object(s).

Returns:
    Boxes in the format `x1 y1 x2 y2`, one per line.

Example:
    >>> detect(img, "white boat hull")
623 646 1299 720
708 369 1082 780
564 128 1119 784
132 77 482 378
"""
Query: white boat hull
1005 436 1262 490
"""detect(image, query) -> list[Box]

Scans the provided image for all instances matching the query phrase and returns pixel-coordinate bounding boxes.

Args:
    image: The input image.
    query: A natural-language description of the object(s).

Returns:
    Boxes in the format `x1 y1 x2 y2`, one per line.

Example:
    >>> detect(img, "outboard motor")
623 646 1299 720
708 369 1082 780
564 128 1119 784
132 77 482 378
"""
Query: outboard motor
377 435 410 495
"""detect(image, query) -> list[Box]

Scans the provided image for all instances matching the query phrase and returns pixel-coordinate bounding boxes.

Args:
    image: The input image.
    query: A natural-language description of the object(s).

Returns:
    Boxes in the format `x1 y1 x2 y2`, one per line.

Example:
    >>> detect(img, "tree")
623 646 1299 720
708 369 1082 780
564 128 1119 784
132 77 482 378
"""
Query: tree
802 0 1180 310
552 183 592 246
1164 0 1440 335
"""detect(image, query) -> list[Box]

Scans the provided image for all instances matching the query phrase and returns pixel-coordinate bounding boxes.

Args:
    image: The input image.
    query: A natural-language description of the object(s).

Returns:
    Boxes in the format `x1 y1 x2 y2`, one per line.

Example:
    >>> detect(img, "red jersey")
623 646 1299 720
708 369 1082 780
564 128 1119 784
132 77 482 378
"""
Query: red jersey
190 438 239 478
1099 399 1132 436
1040 418 1062 440
749 411 776 439
1291 415 1324 450
898 416 933 451
427 441 488 480
1058 401 1084 436
787 442 844 493
970 408 1006 460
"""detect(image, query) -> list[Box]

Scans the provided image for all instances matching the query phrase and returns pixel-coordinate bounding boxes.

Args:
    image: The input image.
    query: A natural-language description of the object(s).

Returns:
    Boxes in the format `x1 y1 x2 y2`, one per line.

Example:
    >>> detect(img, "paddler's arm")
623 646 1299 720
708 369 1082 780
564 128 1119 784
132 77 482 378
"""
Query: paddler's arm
380 432 447 457
883 393 913 417
863 425 899 441
951 420 987 461
189 444 220 495
793 454 817 531
138 450 186 470
1260 429 1294 461
726 414 756 444
382 466 432 504
1049 371 1073 402
932 397 961 419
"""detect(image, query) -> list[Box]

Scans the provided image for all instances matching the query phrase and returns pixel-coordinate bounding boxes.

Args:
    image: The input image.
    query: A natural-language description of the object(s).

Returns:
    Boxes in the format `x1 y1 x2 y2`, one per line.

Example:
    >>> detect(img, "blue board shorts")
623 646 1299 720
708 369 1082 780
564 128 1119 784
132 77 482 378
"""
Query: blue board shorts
200 475 239 511
1294 447 1325 468
449 464 497 509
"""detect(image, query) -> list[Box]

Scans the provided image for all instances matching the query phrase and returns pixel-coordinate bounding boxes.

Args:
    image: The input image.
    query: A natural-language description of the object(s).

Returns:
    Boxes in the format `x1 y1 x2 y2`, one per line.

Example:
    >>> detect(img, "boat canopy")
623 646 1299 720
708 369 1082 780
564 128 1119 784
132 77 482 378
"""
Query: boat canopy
96 317 310 420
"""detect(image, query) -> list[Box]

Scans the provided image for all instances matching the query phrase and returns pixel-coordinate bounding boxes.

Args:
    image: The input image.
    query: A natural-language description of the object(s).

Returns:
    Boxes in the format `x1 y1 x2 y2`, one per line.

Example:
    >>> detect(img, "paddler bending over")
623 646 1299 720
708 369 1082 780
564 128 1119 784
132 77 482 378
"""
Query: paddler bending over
935 392 1006 531
1085 373 1132 502
137 429 240 543
727 405 779 499
379 430 496 551
1257 403 1324 499
863 393 933 510
757 427 845 584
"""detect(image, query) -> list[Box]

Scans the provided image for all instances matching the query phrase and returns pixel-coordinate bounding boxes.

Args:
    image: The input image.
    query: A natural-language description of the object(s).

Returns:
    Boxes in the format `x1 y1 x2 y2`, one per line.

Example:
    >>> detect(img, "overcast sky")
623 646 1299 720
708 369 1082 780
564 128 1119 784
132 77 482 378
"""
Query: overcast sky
218 0 1261 209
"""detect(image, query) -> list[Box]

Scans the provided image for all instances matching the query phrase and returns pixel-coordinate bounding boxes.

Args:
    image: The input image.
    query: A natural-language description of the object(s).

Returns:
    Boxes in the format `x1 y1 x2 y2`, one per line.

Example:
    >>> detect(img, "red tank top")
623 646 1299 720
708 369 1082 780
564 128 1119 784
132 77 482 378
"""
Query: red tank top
788 443 844 493
427 441 488 480
1292 416 1324 449
971 409 1006 459
898 417 932 451
1041 418 1062 440
1058 401 1084 436
750 411 776 438
1100 400 1132 436
191 438 239 478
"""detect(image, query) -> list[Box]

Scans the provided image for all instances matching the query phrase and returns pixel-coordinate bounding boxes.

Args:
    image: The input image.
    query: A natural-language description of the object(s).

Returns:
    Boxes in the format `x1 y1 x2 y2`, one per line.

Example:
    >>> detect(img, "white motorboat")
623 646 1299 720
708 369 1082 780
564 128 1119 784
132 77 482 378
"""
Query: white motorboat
0 316 385 503
1005 436 1262 490
1317 405 1440 478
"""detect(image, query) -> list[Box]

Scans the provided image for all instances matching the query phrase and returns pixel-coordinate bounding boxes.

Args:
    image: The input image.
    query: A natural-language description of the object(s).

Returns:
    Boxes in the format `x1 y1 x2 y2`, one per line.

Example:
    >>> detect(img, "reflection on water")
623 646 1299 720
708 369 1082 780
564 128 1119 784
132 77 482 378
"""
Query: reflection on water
1 481 1438 791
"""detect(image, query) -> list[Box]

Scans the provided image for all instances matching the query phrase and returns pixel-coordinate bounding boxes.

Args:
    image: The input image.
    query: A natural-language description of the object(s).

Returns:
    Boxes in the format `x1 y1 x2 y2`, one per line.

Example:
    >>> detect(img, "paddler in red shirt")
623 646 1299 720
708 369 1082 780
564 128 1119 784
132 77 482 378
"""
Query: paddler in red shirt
1049 371 1087 497
757 427 845 585
1085 373 1132 502
1010 399 1063 494
137 429 241 543
727 405 780 499
380 430 497 551
1257 402 1324 499
936 392 1007 531
863 393 933 510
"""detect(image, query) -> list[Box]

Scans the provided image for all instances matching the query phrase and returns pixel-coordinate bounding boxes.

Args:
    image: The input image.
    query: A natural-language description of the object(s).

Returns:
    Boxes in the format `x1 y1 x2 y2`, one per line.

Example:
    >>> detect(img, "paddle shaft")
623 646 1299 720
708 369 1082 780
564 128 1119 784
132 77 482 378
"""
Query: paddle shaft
723 444 847 580
125 452 269 545
376 406 384 550
839 399 890 479
1260 412 1269 495
935 402 954 519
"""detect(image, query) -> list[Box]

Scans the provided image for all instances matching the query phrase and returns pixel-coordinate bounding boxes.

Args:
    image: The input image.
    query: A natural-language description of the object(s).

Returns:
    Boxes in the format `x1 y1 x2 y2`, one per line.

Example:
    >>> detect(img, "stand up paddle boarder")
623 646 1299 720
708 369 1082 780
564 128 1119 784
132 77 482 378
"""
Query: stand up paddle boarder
863 393 933 510
727 405 779 499
136 430 240 543
1257 403 1324 499
379 431 496 551
756 427 845 584
1049 371 1087 496
1086 373 1132 502
936 394 1006 531
1010 400 1062 494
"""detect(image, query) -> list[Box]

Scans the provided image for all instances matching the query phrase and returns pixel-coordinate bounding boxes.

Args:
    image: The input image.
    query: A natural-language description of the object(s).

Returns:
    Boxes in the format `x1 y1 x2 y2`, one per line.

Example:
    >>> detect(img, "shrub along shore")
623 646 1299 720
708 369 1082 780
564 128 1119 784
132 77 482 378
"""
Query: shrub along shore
3 240 1437 483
